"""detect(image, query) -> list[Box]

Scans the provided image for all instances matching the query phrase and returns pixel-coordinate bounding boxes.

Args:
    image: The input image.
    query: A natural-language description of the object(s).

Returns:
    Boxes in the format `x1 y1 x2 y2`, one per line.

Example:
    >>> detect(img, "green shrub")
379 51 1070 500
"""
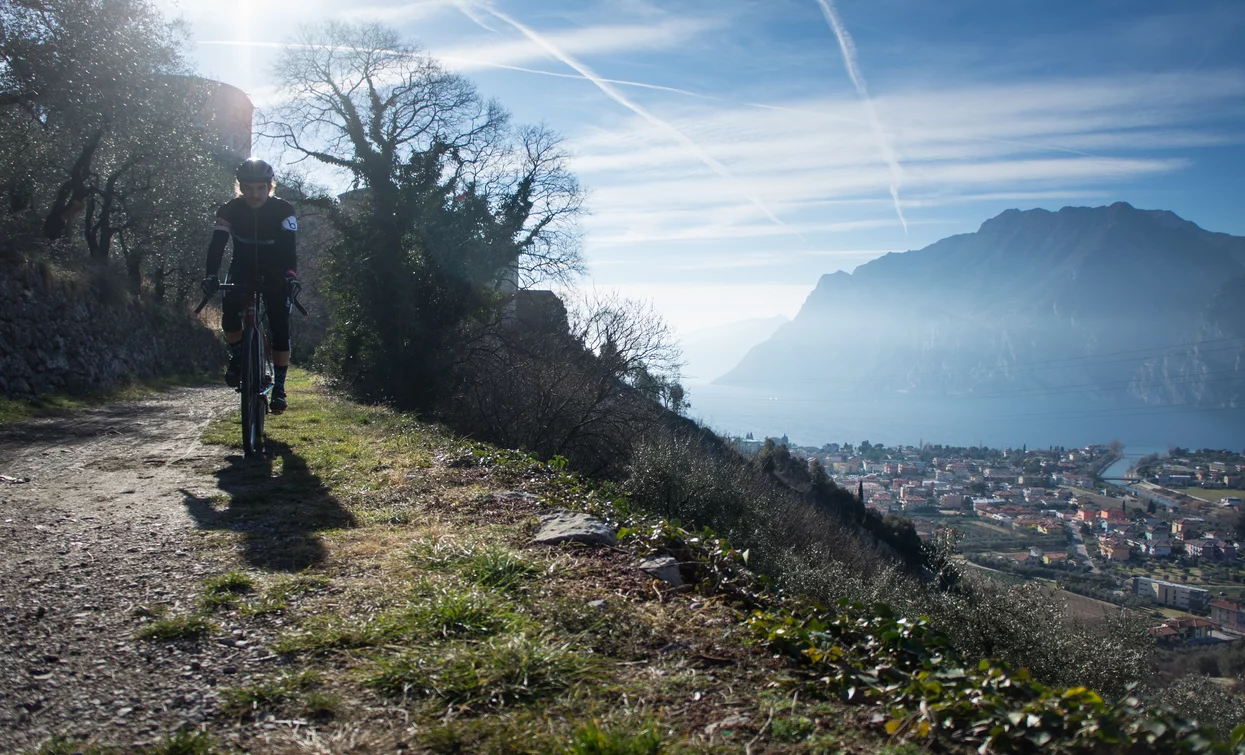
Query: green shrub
567 720 663 755
220 671 322 718
749 600 1236 753
136 730 215 755
464 546 537 591
202 571 254 595
413 587 517 639
622 430 1153 697
135 615 214 641
365 633 594 705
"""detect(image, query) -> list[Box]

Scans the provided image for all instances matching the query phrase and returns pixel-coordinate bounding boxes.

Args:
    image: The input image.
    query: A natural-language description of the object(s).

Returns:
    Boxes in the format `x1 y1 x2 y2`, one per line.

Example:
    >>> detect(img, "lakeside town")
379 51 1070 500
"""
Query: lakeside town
734 434 1245 645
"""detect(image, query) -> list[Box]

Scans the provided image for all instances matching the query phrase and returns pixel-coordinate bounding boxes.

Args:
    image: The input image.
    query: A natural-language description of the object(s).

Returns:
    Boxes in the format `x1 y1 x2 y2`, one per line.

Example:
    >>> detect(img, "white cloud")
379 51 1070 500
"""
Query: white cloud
656 248 898 271
560 70 1242 258
585 217 907 246
814 0 908 232
164 0 1245 338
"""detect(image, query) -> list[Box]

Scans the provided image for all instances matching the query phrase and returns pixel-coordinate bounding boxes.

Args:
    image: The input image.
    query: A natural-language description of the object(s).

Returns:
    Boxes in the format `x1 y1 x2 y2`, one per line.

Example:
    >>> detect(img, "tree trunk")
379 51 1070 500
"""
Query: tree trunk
119 232 143 293
84 192 116 262
153 264 166 302
84 194 100 258
43 127 104 240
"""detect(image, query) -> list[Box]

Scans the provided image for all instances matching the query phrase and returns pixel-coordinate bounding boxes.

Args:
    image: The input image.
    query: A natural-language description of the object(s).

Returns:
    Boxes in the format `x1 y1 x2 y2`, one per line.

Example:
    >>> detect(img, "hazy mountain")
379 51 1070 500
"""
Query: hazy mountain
680 315 789 383
717 203 1245 406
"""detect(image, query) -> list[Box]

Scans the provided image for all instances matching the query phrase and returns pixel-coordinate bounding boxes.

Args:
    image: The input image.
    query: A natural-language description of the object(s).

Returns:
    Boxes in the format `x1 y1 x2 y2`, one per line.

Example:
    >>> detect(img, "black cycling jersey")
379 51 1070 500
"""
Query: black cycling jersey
206 195 297 351
205 196 297 282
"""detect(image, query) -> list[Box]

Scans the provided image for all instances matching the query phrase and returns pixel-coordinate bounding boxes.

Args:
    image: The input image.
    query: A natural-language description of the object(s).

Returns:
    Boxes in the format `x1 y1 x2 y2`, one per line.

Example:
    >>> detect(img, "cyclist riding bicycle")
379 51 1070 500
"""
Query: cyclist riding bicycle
201 158 298 414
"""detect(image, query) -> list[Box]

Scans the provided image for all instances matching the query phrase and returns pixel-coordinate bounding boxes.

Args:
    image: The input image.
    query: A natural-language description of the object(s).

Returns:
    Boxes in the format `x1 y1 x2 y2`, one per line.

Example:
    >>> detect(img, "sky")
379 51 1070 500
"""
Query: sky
155 0 1245 336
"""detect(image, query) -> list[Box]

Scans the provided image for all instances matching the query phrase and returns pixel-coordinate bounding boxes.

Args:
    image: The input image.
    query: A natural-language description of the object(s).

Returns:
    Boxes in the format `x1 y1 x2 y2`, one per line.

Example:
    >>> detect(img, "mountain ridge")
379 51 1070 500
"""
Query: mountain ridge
718 203 1245 406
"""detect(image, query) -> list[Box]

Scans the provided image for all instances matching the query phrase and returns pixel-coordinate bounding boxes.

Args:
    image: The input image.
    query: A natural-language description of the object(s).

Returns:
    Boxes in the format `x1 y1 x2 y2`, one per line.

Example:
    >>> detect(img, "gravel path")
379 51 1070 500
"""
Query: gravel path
0 385 255 752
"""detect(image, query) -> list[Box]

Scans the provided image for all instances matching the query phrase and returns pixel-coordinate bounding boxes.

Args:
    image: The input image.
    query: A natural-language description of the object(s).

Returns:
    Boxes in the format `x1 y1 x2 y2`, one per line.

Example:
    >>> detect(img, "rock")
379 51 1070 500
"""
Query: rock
587 599 607 609
531 510 616 547
638 555 684 587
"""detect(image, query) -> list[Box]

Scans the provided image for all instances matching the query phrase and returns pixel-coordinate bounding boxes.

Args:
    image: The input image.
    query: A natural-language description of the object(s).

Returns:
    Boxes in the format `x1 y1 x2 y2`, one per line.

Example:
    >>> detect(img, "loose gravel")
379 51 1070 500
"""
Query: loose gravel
0 385 265 752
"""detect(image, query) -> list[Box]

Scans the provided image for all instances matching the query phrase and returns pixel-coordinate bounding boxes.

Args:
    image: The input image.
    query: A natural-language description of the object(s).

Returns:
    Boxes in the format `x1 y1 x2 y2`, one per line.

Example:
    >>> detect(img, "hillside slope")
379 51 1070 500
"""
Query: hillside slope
680 316 790 383
3 374 1234 754
0 373 891 754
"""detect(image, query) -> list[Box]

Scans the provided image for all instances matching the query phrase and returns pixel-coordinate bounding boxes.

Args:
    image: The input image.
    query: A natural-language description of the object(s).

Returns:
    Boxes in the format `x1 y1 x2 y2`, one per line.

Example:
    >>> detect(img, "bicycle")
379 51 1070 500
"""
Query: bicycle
195 278 306 457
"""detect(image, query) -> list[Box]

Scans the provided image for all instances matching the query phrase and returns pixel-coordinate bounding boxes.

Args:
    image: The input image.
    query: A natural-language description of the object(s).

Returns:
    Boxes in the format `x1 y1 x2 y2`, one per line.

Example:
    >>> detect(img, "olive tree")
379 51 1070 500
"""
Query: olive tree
0 0 229 280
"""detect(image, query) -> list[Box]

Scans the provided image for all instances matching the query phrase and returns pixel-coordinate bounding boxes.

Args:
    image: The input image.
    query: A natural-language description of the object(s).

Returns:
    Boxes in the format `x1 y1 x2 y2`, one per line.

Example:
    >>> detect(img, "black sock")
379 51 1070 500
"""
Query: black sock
228 341 243 364
275 365 288 391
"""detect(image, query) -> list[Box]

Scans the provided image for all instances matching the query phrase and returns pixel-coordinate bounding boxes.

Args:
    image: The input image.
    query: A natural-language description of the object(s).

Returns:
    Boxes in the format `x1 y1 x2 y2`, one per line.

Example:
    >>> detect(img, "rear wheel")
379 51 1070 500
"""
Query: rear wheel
240 328 266 456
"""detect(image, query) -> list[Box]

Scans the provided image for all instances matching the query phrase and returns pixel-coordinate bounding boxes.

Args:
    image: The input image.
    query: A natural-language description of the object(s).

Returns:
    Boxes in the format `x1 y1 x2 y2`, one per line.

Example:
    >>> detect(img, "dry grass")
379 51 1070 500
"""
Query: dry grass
1057 589 1126 624
0 373 216 425
183 370 899 753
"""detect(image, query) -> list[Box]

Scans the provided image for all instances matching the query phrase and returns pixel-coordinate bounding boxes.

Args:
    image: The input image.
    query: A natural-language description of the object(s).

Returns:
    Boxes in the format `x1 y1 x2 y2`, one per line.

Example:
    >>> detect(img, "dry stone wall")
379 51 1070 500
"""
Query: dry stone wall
0 260 226 397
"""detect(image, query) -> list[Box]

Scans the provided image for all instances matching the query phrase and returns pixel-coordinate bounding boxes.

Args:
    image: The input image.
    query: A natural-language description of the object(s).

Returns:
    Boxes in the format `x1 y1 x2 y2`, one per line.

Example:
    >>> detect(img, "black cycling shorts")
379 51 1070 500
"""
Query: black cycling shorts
222 286 291 352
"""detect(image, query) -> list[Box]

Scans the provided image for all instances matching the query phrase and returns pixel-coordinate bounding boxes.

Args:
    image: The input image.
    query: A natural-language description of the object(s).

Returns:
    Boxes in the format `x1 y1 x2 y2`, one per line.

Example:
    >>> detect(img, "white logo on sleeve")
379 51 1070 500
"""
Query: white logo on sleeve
282 216 298 232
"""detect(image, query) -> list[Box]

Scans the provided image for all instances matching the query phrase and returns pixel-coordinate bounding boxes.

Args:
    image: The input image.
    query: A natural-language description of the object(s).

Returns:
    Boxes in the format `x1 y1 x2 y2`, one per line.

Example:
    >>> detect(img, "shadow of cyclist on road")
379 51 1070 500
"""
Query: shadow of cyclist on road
181 440 355 571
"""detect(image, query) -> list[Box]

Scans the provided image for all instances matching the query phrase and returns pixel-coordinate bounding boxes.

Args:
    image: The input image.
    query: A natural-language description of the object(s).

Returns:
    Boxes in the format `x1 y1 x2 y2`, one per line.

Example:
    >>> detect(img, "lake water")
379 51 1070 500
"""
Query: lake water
1100 450 1164 482
683 382 1245 452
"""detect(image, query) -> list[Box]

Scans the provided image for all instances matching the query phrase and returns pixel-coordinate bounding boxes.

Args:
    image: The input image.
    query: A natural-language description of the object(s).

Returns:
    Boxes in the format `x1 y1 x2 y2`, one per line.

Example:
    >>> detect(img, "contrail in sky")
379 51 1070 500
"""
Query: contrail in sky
815 0 908 233
454 1 795 233
199 36 1098 168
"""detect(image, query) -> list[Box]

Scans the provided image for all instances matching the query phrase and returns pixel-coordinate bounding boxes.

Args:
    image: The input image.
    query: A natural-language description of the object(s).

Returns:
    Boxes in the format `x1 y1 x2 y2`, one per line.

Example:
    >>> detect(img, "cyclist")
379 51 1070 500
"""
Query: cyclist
201 158 298 414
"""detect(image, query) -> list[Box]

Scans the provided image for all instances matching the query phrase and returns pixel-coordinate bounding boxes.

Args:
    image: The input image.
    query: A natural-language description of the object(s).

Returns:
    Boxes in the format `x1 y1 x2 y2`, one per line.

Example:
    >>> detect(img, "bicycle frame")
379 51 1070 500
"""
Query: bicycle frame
196 279 275 457
239 287 274 399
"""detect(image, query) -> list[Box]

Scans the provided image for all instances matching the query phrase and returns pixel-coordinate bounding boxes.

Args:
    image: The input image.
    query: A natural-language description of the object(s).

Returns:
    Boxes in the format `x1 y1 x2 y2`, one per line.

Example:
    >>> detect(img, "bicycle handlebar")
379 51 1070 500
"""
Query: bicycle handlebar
193 281 308 317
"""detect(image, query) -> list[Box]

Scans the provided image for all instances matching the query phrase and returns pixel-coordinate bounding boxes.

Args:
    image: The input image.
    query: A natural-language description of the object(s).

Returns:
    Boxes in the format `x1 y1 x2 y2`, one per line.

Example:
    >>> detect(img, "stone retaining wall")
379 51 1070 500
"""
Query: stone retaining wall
0 260 226 396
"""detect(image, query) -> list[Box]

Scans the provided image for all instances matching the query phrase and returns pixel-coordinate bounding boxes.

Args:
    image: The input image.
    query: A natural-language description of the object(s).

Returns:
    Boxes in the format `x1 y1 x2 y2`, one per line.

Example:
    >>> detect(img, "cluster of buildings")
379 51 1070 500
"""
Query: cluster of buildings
1147 458 1245 491
1131 579 1245 644
749 438 1245 644
1084 512 1238 564
805 445 1117 521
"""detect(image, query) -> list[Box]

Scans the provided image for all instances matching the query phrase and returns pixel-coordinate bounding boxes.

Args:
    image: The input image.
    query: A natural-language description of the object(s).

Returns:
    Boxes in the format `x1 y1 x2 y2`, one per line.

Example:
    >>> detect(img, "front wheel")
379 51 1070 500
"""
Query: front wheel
240 328 266 457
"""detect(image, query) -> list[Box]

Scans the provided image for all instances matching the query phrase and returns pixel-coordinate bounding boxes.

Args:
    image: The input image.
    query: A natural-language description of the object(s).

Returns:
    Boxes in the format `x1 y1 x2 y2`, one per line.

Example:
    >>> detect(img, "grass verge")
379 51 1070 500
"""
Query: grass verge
134 615 214 641
159 370 1239 753
175 370 891 752
0 372 216 425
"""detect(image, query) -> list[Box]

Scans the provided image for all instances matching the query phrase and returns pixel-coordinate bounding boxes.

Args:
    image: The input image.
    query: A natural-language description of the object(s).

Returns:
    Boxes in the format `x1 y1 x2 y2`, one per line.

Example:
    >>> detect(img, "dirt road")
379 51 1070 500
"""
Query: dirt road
0 385 255 752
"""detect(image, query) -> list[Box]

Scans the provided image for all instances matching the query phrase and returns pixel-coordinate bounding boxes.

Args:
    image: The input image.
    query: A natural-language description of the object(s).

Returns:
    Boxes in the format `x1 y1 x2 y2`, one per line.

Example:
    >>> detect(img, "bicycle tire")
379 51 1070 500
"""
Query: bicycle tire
241 328 265 456
254 324 268 452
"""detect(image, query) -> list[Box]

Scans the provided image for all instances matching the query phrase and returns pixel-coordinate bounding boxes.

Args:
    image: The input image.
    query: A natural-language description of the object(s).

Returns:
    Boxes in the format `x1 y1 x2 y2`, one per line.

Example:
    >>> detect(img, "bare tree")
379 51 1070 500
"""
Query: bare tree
449 293 684 476
264 21 585 403
265 21 584 288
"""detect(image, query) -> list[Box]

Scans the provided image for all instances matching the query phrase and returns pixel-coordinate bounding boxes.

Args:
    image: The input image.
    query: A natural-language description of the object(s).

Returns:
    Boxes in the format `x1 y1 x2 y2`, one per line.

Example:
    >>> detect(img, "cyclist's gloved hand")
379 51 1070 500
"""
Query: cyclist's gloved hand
201 274 219 296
